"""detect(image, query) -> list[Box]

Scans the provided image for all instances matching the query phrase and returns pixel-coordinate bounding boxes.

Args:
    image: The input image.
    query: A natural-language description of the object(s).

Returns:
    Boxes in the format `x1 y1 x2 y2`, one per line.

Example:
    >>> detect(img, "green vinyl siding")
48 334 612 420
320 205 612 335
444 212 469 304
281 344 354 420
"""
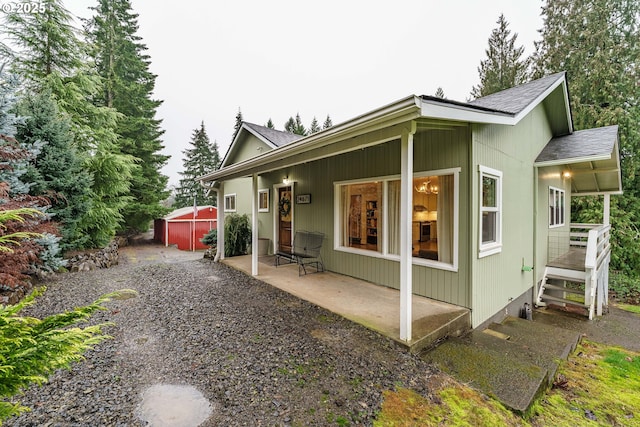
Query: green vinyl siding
470 103 553 327
261 125 471 308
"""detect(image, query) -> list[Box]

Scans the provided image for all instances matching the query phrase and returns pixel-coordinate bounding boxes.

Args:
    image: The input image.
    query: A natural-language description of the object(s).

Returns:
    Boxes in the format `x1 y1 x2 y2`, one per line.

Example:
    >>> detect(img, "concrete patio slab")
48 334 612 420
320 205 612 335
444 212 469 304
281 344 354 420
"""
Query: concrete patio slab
221 255 470 352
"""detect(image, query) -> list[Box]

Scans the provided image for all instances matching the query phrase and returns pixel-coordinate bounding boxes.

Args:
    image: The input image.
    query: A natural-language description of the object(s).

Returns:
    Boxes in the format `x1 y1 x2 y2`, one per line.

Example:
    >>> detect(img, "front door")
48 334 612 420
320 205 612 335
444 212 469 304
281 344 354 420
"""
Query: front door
278 186 292 252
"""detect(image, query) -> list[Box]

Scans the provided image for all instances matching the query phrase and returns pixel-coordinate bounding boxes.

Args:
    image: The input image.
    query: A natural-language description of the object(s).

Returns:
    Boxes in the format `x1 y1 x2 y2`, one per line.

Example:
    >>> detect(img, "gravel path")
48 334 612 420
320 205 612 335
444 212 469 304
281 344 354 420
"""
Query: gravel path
7 246 443 426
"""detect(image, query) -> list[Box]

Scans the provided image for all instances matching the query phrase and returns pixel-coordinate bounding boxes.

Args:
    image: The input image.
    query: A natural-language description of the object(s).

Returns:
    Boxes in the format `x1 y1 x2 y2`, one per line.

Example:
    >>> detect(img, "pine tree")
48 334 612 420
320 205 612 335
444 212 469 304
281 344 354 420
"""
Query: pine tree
16 91 92 250
533 0 640 275
309 116 321 134
174 122 220 208
434 87 446 98
2 0 136 248
232 108 243 141
284 117 295 133
88 0 169 233
323 115 333 130
266 118 274 129
470 14 530 99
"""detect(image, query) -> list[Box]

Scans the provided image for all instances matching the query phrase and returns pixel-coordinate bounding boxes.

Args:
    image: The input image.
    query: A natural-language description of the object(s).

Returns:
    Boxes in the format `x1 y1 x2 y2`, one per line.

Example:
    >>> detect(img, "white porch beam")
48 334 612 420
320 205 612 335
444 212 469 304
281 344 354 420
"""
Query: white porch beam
603 193 610 226
215 183 225 262
252 174 259 276
400 122 417 342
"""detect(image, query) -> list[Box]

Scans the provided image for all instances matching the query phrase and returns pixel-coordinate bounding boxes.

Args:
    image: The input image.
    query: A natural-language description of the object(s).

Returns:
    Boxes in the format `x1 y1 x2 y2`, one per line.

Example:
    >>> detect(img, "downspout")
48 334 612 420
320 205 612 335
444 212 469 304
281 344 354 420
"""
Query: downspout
251 174 259 276
215 182 225 262
399 121 416 342
532 166 539 301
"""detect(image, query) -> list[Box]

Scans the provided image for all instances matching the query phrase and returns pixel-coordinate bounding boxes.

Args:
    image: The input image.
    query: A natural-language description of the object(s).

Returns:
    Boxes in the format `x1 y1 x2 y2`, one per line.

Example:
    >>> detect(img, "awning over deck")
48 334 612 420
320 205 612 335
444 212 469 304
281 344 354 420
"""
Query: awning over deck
534 126 622 195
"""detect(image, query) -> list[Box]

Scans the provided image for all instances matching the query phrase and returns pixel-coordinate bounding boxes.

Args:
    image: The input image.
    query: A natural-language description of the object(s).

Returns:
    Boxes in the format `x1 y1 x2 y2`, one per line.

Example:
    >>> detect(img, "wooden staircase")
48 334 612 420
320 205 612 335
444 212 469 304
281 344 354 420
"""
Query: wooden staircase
537 224 612 320
536 266 592 318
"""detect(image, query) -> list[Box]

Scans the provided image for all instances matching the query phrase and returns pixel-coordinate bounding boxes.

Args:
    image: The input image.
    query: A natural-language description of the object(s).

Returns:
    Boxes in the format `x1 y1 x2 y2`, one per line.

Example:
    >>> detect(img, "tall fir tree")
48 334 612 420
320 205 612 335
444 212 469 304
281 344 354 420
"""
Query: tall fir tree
470 14 530 99
88 0 169 233
322 115 333 130
1 0 136 249
16 91 92 250
533 0 640 275
266 118 274 129
232 108 243 141
285 113 307 135
174 122 220 208
434 87 446 98
309 116 321 134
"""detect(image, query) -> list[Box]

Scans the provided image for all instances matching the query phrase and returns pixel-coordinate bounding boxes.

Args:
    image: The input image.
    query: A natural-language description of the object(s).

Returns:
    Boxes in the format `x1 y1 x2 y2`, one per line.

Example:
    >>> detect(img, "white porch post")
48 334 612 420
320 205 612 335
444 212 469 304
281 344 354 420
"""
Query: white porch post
400 123 416 342
603 194 610 225
251 174 259 276
215 183 225 262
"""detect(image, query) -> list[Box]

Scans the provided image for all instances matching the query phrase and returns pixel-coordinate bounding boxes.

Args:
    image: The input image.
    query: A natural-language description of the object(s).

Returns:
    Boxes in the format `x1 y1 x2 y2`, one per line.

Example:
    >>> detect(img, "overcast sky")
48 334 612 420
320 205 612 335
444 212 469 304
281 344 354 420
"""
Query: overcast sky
64 0 544 187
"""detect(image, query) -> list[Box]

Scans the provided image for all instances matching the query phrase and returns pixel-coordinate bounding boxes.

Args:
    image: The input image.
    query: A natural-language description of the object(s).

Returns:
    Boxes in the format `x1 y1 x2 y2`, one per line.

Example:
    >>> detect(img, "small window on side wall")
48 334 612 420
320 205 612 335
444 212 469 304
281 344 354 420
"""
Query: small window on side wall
258 189 269 212
549 186 565 227
224 194 236 212
479 165 502 257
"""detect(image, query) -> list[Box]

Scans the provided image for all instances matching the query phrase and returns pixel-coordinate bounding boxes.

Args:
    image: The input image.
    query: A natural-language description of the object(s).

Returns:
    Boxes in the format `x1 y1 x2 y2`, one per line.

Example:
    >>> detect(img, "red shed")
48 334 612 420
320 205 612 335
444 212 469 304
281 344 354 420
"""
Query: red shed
153 205 217 251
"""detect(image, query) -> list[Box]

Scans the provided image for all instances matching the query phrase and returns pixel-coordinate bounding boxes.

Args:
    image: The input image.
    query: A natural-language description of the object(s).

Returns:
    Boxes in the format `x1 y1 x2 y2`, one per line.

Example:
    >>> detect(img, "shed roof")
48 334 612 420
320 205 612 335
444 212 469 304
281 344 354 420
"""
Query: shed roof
163 205 217 220
535 125 622 195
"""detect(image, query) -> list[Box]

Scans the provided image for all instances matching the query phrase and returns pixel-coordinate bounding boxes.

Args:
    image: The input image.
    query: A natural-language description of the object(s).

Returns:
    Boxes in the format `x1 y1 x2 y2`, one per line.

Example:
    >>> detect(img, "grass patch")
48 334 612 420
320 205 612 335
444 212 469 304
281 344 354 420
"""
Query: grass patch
375 340 640 426
616 303 640 314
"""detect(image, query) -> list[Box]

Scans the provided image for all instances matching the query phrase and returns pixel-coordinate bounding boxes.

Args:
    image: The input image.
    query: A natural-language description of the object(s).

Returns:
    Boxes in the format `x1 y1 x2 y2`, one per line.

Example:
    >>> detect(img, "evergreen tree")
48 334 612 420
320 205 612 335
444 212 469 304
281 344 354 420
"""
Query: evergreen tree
88 0 169 233
232 107 243 141
309 116 321 134
2 0 81 81
174 122 220 208
285 113 307 135
470 14 530 99
533 0 640 275
323 115 333 130
266 118 274 129
16 91 92 250
434 87 446 98
2 0 136 248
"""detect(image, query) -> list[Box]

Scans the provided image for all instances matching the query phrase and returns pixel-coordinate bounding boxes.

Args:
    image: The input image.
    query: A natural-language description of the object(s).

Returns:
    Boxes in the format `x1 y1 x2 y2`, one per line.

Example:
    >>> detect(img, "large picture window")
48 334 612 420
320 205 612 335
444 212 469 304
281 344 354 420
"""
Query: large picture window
479 166 502 257
549 186 565 227
335 168 459 271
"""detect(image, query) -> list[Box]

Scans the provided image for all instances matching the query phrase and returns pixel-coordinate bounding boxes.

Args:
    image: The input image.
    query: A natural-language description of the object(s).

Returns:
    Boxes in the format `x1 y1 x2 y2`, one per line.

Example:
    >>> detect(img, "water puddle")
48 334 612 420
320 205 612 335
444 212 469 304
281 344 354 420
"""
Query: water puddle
137 384 212 427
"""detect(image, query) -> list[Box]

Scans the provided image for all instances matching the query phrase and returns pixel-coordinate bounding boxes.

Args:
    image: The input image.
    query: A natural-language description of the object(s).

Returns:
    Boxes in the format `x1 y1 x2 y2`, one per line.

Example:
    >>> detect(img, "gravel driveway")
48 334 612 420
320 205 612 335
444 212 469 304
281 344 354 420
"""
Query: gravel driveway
7 244 441 426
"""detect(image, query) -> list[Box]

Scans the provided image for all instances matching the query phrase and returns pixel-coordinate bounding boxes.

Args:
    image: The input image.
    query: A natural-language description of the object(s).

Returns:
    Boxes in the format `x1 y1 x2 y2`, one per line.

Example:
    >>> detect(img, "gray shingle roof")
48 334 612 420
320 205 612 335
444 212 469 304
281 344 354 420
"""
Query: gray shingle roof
468 72 566 115
535 125 618 163
244 122 304 147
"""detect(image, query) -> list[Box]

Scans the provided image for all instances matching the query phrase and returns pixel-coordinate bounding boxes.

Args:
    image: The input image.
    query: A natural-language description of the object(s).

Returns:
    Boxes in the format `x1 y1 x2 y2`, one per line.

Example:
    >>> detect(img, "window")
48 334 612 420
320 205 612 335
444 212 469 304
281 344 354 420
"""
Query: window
335 168 459 270
258 189 269 212
479 166 502 257
224 193 236 212
549 186 565 227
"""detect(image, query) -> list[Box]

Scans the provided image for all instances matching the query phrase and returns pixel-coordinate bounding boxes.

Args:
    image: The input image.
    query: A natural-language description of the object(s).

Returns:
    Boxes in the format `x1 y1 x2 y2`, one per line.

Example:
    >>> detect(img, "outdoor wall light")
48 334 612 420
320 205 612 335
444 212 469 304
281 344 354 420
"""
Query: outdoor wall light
283 176 290 185
562 171 572 179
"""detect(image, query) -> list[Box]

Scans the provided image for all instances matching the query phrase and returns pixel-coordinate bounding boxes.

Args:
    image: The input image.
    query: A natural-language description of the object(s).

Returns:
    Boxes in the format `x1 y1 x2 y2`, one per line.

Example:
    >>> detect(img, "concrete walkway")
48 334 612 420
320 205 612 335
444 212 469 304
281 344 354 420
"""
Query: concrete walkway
222 255 470 352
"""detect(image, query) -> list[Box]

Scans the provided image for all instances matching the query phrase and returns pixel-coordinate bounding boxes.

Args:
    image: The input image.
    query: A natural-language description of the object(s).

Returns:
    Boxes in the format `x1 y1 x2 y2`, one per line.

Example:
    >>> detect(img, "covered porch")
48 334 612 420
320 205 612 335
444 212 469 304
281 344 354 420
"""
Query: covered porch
222 254 470 353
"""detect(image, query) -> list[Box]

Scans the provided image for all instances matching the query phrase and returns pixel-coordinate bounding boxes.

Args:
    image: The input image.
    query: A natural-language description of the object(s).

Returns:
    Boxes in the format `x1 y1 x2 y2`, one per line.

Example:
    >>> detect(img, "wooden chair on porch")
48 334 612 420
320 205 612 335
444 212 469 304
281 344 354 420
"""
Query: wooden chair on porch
275 230 325 276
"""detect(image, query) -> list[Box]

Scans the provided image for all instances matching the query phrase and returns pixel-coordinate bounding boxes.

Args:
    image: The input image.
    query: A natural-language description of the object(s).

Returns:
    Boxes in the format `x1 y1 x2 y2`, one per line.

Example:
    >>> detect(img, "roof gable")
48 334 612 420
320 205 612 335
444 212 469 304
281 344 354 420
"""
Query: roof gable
221 122 303 168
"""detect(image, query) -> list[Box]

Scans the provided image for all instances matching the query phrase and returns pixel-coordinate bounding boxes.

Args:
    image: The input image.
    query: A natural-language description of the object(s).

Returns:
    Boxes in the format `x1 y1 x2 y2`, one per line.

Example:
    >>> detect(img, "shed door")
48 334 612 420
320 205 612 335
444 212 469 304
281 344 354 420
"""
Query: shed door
278 186 292 252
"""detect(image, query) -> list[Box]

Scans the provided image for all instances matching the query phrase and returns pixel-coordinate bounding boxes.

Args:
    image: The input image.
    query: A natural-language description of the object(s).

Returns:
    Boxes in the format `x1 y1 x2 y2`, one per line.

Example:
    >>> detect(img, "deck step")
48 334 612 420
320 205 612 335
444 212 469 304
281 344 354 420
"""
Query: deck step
540 294 589 309
546 273 586 283
542 284 584 295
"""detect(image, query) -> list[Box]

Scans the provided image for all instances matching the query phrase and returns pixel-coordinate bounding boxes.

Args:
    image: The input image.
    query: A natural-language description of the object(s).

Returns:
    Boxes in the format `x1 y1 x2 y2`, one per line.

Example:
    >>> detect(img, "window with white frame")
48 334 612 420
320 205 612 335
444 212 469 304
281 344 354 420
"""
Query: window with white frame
334 168 459 270
549 186 565 227
258 189 269 212
224 193 236 212
479 166 502 257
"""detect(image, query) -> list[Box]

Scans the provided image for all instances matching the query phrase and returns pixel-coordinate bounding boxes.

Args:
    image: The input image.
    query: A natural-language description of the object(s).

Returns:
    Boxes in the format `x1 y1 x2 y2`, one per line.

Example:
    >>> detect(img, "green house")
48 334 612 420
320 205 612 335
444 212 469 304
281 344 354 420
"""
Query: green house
200 72 622 340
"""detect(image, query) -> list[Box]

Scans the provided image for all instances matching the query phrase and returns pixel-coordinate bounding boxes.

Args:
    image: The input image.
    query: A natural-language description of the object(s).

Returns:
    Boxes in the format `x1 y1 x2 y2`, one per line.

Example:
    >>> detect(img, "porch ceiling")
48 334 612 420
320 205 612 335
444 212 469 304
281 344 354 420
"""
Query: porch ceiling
534 126 622 195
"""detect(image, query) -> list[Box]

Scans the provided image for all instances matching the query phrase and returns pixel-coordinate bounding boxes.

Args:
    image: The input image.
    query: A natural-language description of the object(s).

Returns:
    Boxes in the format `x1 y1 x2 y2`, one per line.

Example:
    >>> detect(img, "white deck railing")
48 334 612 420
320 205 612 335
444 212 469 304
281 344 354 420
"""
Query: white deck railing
546 223 611 319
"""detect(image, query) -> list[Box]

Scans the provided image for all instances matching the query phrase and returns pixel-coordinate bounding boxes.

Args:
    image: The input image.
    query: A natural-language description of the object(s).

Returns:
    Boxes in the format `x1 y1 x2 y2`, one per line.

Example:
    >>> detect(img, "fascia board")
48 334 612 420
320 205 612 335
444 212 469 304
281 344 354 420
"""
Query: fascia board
420 101 516 125
199 96 422 182
534 153 612 167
